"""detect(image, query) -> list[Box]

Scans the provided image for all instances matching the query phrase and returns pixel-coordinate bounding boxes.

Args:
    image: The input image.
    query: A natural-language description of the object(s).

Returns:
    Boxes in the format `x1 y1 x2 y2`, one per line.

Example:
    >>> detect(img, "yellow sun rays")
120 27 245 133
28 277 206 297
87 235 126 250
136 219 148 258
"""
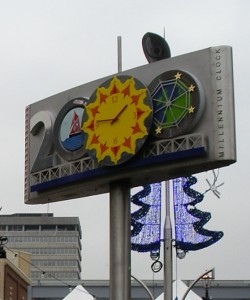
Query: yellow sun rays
82 77 151 164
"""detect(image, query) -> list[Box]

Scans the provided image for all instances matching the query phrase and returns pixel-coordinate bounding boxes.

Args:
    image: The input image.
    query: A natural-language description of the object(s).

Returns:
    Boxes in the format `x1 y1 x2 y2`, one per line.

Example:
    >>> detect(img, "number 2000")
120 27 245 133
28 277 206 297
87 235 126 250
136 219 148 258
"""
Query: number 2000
28 98 87 173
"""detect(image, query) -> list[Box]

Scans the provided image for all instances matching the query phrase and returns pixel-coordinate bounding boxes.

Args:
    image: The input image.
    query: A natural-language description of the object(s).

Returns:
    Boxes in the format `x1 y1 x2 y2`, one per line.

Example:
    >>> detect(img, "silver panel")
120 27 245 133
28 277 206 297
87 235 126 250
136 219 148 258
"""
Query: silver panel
25 46 236 204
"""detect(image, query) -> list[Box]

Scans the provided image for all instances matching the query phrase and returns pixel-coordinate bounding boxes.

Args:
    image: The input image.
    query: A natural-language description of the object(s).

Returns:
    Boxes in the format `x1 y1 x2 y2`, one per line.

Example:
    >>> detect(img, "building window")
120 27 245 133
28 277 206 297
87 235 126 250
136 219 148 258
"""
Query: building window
41 225 56 231
23 248 78 255
7 236 78 243
58 225 76 231
31 271 80 280
25 225 39 231
8 225 22 231
32 259 78 267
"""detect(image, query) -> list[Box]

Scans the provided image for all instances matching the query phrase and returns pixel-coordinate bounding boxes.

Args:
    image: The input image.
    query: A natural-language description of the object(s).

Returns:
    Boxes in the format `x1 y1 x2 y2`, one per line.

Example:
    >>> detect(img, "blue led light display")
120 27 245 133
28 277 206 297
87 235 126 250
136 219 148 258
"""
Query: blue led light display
131 183 161 254
173 176 223 251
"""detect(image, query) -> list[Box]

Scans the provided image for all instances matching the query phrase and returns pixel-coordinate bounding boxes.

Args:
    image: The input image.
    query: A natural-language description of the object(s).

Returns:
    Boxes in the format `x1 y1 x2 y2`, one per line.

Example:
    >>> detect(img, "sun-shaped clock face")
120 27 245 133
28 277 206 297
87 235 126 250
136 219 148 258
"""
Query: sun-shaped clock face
148 70 205 139
82 76 153 166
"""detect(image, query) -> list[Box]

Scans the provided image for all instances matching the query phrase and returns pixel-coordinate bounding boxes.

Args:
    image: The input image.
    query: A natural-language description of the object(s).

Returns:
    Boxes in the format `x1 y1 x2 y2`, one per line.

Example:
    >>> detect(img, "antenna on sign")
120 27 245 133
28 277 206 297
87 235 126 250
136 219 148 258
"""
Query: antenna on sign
117 36 122 73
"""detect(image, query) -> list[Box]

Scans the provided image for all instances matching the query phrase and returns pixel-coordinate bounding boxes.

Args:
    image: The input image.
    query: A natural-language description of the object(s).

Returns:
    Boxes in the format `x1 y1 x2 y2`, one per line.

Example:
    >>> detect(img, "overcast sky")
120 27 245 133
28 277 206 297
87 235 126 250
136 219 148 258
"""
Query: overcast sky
0 0 249 282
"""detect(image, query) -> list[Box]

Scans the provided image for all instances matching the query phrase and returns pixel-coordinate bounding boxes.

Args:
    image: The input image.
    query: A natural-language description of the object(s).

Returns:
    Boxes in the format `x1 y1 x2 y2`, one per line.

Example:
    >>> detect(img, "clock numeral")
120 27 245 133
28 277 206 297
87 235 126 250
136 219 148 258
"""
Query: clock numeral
111 95 118 103
114 137 118 144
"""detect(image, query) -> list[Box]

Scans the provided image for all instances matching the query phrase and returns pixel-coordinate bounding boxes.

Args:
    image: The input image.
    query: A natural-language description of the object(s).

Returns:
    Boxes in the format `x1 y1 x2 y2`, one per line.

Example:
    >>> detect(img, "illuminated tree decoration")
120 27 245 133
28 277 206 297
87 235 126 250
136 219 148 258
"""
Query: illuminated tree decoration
131 183 161 254
173 176 223 251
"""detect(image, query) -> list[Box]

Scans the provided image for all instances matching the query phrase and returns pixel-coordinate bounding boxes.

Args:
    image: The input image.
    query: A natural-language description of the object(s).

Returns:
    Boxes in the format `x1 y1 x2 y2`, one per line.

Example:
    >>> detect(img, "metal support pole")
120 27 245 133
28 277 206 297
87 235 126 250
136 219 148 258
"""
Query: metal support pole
117 36 122 73
110 181 131 300
164 180 173 300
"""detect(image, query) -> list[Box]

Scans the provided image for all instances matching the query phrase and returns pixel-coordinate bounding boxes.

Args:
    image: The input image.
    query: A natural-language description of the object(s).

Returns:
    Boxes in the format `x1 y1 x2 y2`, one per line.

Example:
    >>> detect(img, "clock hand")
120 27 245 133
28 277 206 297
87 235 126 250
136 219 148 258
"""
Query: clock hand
111 104 128 124
96 118 114 122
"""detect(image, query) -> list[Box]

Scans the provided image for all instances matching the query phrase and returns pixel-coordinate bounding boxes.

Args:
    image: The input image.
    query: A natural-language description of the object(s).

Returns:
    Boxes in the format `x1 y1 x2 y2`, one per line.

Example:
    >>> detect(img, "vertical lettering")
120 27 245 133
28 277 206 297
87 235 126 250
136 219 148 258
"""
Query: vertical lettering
214 49 225 158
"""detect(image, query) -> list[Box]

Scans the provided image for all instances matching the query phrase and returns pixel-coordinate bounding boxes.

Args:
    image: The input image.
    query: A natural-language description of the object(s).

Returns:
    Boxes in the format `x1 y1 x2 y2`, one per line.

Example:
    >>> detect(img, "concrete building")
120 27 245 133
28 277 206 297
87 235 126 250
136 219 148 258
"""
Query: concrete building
0 247 31 300
0 259 31 299
0 213 82 286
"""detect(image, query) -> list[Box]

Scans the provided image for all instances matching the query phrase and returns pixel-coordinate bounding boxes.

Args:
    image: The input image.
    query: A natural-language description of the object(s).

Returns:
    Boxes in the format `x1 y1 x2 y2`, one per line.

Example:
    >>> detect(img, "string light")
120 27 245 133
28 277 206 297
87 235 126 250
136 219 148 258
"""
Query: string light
131 183 162 255
3 246 97 299
173 176 223 252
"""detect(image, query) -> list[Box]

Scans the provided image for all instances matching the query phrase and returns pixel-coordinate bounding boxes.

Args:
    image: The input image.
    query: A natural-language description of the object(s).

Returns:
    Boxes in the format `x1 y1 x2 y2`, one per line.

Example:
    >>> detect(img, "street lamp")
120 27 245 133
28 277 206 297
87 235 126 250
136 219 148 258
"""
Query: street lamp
201 270 214 300
182 268 215 300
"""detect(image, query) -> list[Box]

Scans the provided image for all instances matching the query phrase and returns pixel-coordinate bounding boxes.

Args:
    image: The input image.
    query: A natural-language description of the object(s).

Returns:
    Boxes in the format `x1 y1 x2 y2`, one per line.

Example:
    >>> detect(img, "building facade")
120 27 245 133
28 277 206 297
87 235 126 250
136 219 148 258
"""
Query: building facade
0 257 31 300
0 213 82 286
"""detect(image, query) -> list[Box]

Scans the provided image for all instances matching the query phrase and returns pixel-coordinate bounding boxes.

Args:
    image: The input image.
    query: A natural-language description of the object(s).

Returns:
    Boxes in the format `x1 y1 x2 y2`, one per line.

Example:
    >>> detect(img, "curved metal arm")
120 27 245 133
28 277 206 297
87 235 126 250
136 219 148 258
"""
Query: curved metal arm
131 274 155 300
182 267 214 300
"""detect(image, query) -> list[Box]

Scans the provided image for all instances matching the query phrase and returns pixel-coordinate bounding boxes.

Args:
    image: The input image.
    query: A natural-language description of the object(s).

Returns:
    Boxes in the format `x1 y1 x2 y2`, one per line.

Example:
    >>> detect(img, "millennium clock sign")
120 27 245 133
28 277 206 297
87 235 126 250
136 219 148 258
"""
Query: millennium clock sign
25 45 236 204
